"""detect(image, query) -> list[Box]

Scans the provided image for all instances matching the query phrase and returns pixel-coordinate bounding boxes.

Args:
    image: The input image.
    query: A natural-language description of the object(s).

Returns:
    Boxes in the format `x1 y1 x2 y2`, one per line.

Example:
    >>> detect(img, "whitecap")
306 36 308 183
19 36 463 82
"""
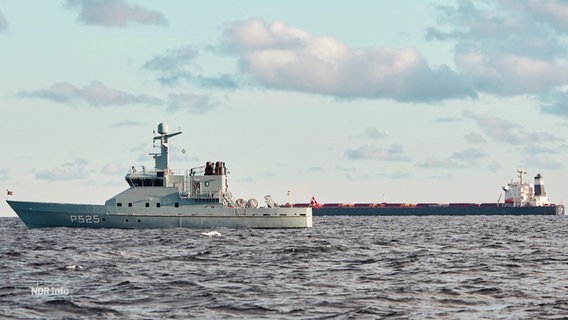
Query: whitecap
64 264 84 270
201 231 222 237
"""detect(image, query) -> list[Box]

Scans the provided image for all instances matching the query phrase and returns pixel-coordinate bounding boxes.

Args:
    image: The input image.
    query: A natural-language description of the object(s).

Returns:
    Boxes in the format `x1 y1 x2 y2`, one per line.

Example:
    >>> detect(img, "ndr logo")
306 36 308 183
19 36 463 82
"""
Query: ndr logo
30 282 69 296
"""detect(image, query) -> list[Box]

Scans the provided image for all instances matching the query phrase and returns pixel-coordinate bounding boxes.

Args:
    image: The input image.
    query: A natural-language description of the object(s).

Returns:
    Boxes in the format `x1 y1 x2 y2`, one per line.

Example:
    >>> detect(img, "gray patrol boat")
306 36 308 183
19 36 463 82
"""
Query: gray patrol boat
7 123 312 228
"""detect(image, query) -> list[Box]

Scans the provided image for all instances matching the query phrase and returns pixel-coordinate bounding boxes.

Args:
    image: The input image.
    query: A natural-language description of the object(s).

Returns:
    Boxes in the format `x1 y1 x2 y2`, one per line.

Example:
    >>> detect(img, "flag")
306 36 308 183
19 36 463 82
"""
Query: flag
6 190 13 196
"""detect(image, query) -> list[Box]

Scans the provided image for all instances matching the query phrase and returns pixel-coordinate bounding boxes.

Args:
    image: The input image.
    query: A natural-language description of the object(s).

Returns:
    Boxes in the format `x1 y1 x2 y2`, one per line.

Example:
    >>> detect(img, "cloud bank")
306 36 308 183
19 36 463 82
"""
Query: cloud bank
427 0 568 114
222 18 475 102
203 2 568 110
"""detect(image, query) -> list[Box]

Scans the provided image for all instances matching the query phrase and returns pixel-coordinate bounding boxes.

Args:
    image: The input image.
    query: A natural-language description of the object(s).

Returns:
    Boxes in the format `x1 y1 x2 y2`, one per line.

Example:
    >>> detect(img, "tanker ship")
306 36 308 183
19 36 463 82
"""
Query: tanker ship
296 170 564 216
7 123 312 229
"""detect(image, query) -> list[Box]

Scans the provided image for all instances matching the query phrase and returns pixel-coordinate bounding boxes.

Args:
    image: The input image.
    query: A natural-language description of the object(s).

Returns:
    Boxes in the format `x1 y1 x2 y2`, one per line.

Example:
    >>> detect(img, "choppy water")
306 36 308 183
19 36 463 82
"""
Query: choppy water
1 215 567 319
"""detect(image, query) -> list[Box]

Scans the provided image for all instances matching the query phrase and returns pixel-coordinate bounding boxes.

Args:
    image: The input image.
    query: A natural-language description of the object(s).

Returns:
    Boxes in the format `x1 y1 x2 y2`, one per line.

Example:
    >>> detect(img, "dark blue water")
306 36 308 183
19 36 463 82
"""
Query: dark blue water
1 215 567 319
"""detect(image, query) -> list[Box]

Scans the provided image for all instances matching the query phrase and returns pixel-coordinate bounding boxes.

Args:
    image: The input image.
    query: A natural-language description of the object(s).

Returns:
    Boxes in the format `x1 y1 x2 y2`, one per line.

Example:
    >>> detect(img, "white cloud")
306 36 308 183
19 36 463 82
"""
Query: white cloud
223 18 475 102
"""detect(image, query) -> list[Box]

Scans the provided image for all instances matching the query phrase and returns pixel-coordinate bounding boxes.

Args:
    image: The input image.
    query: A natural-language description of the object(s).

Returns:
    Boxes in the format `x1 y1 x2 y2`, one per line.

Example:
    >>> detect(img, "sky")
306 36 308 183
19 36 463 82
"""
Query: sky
2 0 568 216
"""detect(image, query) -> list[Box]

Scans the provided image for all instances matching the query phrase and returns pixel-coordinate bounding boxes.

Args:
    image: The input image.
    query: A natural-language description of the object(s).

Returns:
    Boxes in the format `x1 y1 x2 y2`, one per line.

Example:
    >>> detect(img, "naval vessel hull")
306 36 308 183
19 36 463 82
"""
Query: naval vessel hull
311 205 564 216
7 200 312 229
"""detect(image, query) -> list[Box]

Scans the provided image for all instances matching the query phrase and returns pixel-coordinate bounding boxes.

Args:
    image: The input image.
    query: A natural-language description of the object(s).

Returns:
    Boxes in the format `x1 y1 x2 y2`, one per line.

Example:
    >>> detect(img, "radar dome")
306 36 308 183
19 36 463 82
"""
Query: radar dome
235 198 246 208
247 198 259 208
157 123 169 134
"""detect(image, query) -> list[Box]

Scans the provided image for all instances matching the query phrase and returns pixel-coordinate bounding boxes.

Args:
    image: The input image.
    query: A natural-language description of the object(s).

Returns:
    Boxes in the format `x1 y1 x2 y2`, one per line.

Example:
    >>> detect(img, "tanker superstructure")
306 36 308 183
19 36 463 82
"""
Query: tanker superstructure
7 123 312 228
302 169 564 216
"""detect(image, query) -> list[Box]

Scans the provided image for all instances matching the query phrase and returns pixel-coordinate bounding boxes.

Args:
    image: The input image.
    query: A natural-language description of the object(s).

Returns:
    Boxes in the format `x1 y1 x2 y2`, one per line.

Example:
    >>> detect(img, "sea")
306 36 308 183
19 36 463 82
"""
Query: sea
1 215 567 319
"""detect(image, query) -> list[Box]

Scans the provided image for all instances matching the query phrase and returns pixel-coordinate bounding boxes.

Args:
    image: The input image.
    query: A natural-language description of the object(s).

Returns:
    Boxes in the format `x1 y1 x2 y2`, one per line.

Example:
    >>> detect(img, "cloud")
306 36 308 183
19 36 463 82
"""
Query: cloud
18 81 162 107
222 18 476 102
345 144 409 161
0 10 8 32
142 46 239 89
464 132 486 144
527 0 568 33
416 157 465 169
427 1 568 107
167 93 218 113
35 159 88 181
450 147 486 164
363 127 387 140
464 111 563 145
156 73 239 89
195 74 238 89
143 46 198 73
65 0 167 27
459 112 564 170
416 147 486 169
522 153 564 170
523 144 559 155
539 90 568 116
487 162 502 172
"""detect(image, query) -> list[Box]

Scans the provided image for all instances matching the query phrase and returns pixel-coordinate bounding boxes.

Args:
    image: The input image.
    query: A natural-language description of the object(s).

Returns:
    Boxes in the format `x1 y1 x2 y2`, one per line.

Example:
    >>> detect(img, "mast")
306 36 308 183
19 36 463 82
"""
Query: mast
152 123 182 171
517 169 526 185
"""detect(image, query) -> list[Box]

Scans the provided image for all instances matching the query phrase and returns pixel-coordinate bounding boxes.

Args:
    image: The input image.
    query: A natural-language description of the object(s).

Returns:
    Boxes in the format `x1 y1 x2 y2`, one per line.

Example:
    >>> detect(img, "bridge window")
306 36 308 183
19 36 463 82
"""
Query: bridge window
117 203 122 207
145 203 149 208
126 177 164 187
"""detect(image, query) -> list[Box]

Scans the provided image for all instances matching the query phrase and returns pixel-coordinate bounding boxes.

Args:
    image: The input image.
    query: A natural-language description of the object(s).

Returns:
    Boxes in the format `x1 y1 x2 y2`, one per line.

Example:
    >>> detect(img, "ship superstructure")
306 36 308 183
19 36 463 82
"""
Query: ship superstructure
501 169 551 207
7 123 312 229
110 123 237 210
